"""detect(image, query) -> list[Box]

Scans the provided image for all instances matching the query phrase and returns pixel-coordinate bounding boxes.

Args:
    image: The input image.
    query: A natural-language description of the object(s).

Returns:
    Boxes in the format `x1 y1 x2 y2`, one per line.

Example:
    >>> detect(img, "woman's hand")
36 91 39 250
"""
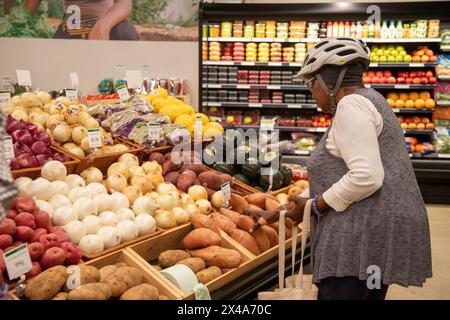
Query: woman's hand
88 19 111 40
243 195 309 231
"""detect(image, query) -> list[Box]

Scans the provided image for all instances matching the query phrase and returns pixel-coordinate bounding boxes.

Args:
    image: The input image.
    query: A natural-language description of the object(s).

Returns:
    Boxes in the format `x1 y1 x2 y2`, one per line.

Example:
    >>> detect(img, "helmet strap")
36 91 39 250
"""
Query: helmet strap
316 66 348 115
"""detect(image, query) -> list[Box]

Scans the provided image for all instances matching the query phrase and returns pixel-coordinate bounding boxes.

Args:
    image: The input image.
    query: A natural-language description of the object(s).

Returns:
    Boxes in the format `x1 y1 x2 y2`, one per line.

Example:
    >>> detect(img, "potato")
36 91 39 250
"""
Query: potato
237 215 256 233
52 292 68 300
196 266 222 284
180 163 208 175
64 265 100 291
252 228 271 252
151 265 162 271
189 246 242 268
164 171 179 185
229 194 249 213
99 265 118 282
177 169 197 192
103 267 144 297
229 229 260 256
25 266 67 300
265 198 281 211
68 283 112 300
219 208 240 224
158 250 191 268
159 295 170 300
244 193 267 209
176 257 206 273
190 214 220 234
120 283 159 300
180 228 222 250
210 213 237 234
162 159 182 175
261 225 279 247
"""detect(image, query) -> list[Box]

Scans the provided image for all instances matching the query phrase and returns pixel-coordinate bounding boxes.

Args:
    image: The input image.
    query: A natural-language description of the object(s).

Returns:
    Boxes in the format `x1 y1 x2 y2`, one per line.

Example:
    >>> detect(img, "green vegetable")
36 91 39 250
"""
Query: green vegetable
213 164 237 176
260 171 284 191
241 161 260 179
233 173 251 186
279 166 293 188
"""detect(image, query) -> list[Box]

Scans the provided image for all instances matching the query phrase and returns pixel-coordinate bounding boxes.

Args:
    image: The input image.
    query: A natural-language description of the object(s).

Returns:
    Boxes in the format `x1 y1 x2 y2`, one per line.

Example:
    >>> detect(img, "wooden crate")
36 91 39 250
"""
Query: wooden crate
126 223 253 300
271 184 293 196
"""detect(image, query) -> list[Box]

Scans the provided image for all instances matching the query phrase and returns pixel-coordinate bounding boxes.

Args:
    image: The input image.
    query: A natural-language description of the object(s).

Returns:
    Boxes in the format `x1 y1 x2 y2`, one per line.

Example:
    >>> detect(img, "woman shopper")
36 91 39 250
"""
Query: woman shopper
246 38 432 300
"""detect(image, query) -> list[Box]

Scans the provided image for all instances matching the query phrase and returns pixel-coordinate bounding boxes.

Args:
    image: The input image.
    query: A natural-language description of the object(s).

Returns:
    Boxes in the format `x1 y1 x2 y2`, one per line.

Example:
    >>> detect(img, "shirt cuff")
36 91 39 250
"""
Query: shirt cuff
322 187 351 212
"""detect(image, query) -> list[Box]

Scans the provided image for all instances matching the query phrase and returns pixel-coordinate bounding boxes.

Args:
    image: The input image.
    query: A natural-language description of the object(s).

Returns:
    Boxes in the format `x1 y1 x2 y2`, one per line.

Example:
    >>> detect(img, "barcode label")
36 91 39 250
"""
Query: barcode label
0 91 11 108
2 136 14 160
65 88 78 101
148 123 161 140
87 128 102 149
117 85 130 102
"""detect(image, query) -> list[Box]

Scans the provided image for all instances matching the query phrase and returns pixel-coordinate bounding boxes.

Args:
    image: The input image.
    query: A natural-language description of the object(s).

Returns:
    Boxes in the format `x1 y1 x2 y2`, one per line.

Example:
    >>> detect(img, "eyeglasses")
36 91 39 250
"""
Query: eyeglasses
304 77 316 90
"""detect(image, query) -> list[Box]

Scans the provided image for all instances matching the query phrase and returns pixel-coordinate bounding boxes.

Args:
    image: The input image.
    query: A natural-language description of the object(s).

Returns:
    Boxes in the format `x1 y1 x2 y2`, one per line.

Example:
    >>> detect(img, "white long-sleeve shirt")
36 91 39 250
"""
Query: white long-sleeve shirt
301 94 385 212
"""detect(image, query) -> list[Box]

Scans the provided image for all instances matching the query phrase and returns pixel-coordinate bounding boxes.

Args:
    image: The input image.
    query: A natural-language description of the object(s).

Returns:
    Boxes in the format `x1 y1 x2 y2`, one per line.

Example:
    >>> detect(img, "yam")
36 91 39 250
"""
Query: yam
64 265 100 292
196 266 222 284
149 152 165 165
252 228 271 252
158 250 191 268
248 204 264 211
162 159 182 175
189 246 242 268
237 215 256 233
120 283 159 300
159 295 170 300
25 266 67 300
152 265 162 272
99 265 118 283
270 221 293 238
265 198 281 212
230 194 249 213
176 257 206 273
276 193 289 205
210 213 237 234
190 214 220 234
181 163 208 175
177 169 197 192
103 267 144 297
52 292 68 300
205 186 216 201
229 229 260 256
197 171 232 191
244 193 267 209
220 208 240 224
180 228 222 250
68 283 112 300
261 225 279 247
288 186 303 197
164 171 180 185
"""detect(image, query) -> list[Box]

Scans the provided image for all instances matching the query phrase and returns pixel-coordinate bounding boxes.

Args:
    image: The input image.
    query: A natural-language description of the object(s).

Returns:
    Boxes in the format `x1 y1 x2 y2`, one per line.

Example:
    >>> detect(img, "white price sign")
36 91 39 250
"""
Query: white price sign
65 88 78 101
87 128 102 149
148 123 161 140
2 135 14 160
3 244 32 280
260 119 275 130
126 70 143 89
221 182 231 208
436 127 449 136
70 72 80 88
195 116 203 141
0 91 11 108
16 70 32 87
117 85 130 102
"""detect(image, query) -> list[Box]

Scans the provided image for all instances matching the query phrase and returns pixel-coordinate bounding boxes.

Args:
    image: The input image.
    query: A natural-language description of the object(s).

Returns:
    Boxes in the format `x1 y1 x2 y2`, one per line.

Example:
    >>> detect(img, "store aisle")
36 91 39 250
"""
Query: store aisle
387 205 450 300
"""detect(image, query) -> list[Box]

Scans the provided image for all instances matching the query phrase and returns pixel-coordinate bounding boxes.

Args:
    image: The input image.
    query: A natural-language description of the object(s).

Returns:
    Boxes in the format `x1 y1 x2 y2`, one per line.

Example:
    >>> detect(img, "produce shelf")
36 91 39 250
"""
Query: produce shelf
364 84 437 89
437 101 450 107
203 83 308 90
440 45 450 52
223 124 328 133
438 75 450 81
369 62 438 68
402 129 435 135
392 108 435 114
204 102 317 109
204 60 302 67
204 37 441 44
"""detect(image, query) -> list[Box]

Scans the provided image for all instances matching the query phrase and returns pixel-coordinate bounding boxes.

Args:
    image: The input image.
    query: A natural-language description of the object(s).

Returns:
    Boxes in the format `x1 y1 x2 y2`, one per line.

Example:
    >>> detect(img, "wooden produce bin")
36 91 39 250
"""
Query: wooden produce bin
126 223 253 300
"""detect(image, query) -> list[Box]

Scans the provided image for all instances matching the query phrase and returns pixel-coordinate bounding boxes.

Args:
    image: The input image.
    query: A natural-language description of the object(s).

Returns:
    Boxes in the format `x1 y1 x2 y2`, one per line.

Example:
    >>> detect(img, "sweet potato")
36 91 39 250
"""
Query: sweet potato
159 295 170 300
189 246 242 268
270 220 293 238
120 283 159 300
252 228 271 252
68 283 112 300
152 265 162 271
230 194 249 213
176 257 206 273
244 193 267 209
158 250 191 268
181 163 208 175
237 215 256 233
229 229 260 256
265 198 282 212
196 266 222 284
190 214 220 234
149 152 165 165
205 186 216 201
25 265 67 300
162 159 182 175
261 225 279 247
99 265 118 282
52 292 68 300
197 171 232 191
103 267 144 297
276 193 289 205
248 204 263 211
164 171 180 185
180 228 222 250
219 208 240 225
177 169 197 192
211 213 237 234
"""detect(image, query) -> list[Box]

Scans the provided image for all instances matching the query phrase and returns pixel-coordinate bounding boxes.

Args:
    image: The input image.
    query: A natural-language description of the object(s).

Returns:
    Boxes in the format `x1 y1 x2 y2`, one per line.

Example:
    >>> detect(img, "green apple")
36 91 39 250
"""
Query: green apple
395 55 403 62
377 49 384 56
387 56 396 62
403 54 412 62
387 45 395 50
396 46 404 52
391 50 398 56
372 45 379 51
372 55 380 62
399 50 407 56
379 56 387 62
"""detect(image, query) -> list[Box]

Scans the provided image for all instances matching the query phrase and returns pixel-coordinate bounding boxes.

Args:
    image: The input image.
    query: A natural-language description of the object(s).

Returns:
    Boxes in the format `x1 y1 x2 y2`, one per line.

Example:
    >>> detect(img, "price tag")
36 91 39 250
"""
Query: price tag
65 88 78 102
370 63 379 67
126 70 143 89
194 284 212 300
436 126 449 136
0 91 11 108
87 128 102 149
16 70 32 87
117 85 130 102
221 182 231 208
260 119 275 130
249 103 262 108
409 63 424 67
2 135 14 160
195 115 203 141
3 244 32 280
2 77 12 88
147 123 161 140
115 64 125 73
394 84 409 89
70 73 80 88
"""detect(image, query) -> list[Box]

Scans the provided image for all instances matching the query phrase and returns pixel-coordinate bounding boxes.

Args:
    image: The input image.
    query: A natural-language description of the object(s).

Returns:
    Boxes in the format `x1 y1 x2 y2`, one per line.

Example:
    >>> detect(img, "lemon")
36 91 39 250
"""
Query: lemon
159 104 186 122
203 128 222 140
166 96 184 105
152 98 169 113
204 122 224 133
194 113 209 125
175 114 194 128
152 88 168 99
180 104 195 115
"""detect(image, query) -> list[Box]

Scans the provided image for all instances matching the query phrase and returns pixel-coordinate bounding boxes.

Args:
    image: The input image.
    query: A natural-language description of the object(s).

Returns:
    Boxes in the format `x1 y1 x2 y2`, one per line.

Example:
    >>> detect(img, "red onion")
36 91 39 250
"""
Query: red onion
26 123 38 136
11 130 33 146
16 154 38 169
31 141 51 156
33 131 51 145
6 116 27 133
36 154 52 166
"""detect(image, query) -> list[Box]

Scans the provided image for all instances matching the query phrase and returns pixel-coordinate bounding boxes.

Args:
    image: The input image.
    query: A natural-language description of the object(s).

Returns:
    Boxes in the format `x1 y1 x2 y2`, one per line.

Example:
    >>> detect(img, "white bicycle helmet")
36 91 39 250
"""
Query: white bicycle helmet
295 38 371 114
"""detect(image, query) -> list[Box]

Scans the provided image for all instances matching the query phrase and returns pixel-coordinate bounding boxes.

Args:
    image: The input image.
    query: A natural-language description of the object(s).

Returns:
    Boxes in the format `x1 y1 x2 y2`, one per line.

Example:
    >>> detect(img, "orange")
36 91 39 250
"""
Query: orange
408 123 417 130
395 99 405 108
386 98 395 108
408 92 419 101
419 91 431 100
414 99 425 109
387 92 398 100
425 99 435 109
405 100 415 108
399 93 409 101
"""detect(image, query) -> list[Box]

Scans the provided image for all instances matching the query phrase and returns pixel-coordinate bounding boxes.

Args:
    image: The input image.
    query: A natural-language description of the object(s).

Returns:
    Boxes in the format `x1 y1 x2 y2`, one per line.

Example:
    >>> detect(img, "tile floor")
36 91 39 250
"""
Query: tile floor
387 205 450 300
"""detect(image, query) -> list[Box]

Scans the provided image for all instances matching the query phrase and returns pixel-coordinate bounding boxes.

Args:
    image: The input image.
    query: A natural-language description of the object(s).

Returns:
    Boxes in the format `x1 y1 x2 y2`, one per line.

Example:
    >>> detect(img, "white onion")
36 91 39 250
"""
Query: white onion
15 177 32 195
25 177 53 200
99 211 118 227
93 194 113 213
132 196 157 215
105 173 127 193
110 192 130 211
65 174 86 189
85 182 107 197
68 186 91 203
79 235 104 255
82 215 102 234
107 162 130 179
116 208 135 222
135 214 156 236
185 203 199 217
80 167 103 184
118 153 139 168
180 194 194 206
63 220 87 244
53 207 78 226
195 199 212 215
211 191 223 209
122 186 142 205
49 194 72 209
41 161 67 181
157 194 176 210
141 161 162 175
53 124 72 143
50 180 70 196
73 197 98 220
116 220 139 242
35 200 54 218
97 226 121 249
71 126 87 144
130 176 153 194
154 210 177 229
11 109 28 121
156 183 177 195
129 166 146 178
188 185 208 201
173 207 189 225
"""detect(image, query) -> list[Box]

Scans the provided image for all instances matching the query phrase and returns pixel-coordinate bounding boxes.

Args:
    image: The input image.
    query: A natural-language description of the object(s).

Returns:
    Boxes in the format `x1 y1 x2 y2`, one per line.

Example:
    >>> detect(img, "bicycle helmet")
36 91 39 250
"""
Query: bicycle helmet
295 38 371 114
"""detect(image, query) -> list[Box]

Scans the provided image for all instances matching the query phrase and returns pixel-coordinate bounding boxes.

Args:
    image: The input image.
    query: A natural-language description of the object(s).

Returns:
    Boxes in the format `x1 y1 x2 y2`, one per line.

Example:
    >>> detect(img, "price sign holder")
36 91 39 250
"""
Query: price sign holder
126 70 143 89
195 116 203 142
0 90 11 108
117 85 130 102
16 70 32 87
3 244 32 281
87 128 102 149
65 88 78 102
260 119 275 130
148 123 161 140
1 135 14 161
221 181 231 208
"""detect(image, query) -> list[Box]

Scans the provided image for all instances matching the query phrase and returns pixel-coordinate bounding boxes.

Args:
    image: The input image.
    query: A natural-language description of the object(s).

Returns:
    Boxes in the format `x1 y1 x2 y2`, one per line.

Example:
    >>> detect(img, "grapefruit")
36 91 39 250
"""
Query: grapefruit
386 98 395 108
395 99 405 108
204 122 224 133
399 93 409 101
174 114 195 128
408 92 419 101
387 92 398 100
405 100 415 108
166 96 184 105
152 88 168 99
414 99 425 109
419 91 431 100
425 99 435 109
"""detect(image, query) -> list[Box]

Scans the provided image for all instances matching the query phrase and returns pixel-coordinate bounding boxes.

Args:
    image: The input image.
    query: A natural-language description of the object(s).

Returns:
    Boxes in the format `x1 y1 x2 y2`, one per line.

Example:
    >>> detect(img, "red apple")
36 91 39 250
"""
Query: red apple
363 76 372 83
39 233 61 250
28 242 45 261
398 72 408 78
14 226 33 241
30 228 48 242
0 249 5 272
421 77 429 84
54 231 70 244
384 70 392 77
371 76 380 83
406 78 414 84
416 71 425 77
430 56 437 62
368 71 376 77
15 212 36 229
13 196 37 213
61 242 82 265
425 71 434 78
379 77 387 84
397 77 406 83
387 76 396 84
410 72 417 78
376 71 384 77
0 234 13 250
413 78 421 84
428 77 437 84
34 211 51 230
50 226 65 234
0 218 16 235
6 210 17 219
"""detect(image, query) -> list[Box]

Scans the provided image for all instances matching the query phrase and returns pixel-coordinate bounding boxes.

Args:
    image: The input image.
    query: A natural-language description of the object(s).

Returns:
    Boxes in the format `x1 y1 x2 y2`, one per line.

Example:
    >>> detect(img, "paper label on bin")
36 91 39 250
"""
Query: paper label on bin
194 284 212 300
70 73 80 88
0 91 11 108
117 85 130 102
260 119 275 130
221 181 231 207
1 135 14 160
126 70 143 89
4 244 32 280
87 128 102 148
65 88 78 101
148 123 161 140
16 70 32 87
